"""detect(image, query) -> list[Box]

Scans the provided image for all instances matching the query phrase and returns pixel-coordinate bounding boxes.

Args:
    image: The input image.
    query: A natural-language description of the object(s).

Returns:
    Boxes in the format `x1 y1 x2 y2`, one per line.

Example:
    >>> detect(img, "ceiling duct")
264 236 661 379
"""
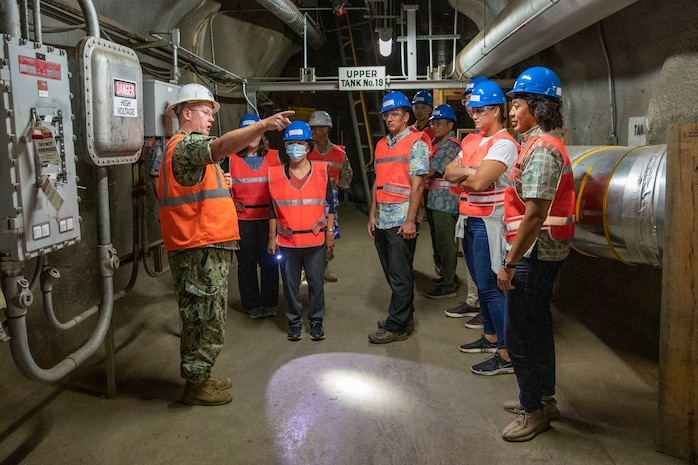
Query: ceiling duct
454 0 638 78
256 0 326 50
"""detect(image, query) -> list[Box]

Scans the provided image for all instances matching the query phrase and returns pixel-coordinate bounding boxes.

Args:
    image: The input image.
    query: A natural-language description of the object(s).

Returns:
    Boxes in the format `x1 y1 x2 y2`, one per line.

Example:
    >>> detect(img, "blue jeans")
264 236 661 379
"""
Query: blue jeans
463 217 505 349
374 227 417 333
279 244 326 327
235 219 279 311
504 252 563 412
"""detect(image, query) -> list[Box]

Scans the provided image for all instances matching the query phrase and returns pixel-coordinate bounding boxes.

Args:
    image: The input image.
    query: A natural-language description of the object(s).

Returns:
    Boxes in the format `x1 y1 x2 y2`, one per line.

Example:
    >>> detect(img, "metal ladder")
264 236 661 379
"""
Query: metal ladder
335 11 385 209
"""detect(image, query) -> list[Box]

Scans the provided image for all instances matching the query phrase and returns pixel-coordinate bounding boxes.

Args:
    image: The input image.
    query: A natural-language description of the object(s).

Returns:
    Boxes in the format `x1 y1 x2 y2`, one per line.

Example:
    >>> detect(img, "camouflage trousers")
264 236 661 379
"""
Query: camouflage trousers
169 247 233 384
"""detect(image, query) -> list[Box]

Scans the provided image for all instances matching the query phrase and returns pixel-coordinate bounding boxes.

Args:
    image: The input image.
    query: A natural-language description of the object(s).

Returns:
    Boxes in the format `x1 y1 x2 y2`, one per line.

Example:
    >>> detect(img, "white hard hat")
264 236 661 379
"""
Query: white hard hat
308 110 333 128
165 84 221 118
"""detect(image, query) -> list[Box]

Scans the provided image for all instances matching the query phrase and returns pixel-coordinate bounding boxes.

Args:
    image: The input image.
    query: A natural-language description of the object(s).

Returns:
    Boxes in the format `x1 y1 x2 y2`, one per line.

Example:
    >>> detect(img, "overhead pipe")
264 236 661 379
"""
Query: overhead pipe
568 145 665 267
2 0 21 37
255 0 325 50
454 0 639 78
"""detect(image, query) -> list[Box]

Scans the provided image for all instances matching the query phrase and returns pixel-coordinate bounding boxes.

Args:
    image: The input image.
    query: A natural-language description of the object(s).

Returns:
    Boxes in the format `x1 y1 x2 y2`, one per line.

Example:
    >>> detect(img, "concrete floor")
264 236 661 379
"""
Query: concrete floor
0 205 685 465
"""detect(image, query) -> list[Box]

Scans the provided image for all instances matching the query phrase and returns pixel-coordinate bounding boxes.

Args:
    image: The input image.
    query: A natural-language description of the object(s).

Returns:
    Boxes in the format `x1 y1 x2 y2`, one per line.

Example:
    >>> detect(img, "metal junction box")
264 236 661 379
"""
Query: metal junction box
72 37 143 165
142 79 179 138
0 37 81 261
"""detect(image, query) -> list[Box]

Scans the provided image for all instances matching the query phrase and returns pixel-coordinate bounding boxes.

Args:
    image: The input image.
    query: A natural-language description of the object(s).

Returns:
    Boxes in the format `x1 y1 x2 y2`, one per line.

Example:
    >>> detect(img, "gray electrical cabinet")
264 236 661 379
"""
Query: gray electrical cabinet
143 79 179 138
72 37 143 166
0 37 81 261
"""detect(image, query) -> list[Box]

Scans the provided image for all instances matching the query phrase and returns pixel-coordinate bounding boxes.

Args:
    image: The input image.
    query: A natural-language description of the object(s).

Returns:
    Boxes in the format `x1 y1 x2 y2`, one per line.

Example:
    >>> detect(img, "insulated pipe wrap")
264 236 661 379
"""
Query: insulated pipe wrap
568 145 666 267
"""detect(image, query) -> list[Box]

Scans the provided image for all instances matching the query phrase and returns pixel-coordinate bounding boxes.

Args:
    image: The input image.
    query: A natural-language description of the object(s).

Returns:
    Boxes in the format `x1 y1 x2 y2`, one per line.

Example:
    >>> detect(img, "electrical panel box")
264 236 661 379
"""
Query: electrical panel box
0 37 81 261
142 79 179 137
72 37 143 165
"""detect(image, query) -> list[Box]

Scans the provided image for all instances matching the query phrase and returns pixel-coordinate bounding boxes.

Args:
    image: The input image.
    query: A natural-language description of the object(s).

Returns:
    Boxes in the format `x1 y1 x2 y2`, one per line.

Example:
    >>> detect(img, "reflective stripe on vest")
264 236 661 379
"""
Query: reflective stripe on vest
458 131 519 218
157 133 240 251
228 150 281 220
307 145 345 186
375 131 430 203
503 134 576 242
269 162 329 247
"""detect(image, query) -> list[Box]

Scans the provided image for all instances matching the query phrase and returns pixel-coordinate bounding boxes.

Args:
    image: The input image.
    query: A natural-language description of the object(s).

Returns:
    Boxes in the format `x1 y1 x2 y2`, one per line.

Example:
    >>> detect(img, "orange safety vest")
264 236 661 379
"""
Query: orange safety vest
503 133 575 242
228 149 282 220
457 131 520 218
410 124 434 143
307 145 345 187
375 131 431 203
269 162 329 248
157 133 240 251
427 136 460 192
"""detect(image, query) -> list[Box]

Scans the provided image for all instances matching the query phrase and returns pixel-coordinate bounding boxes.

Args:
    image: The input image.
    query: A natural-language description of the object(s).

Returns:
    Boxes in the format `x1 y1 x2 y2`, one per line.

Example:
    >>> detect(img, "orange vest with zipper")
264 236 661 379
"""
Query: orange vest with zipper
228 150 281 220
269 162 329 248
158 133 240 251
503 133 575 242
457 131 520 218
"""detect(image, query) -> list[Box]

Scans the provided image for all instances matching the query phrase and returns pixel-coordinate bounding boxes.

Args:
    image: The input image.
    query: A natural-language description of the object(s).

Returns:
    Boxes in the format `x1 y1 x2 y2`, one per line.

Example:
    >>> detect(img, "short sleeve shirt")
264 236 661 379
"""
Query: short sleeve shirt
376 127 430 229
426 131 460 214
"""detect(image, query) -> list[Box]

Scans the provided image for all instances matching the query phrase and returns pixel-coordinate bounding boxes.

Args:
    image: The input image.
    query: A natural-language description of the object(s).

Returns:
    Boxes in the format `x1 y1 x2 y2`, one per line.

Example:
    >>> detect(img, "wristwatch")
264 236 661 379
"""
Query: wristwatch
502 259 517 269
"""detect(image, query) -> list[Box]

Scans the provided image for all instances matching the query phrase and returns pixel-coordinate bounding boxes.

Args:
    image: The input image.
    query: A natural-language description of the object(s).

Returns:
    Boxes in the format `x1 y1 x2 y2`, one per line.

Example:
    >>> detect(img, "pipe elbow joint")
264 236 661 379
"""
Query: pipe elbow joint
40 267 61 292
98 245 119 277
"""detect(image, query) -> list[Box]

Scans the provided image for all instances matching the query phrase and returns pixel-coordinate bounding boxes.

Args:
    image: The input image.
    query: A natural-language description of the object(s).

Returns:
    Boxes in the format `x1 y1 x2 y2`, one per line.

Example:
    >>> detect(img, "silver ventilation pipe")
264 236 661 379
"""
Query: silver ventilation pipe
454 0 639 78
568 145 665 267
256 0 325 50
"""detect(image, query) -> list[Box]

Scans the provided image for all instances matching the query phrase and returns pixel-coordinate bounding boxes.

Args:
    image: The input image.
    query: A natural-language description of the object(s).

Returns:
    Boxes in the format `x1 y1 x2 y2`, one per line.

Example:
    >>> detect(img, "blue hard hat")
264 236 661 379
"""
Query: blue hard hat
507 67 562 99
463 76 487 96
381 91 411 113
467 80 506 107
238 113 260 128
430 104 457 121
412 90 433 107
283 120 313 141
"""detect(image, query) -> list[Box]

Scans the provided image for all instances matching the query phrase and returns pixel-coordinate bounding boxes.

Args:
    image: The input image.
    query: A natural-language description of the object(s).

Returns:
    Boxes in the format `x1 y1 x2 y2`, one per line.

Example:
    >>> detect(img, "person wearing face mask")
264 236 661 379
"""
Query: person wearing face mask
159 84 293 406
227 114 283 320
267 121 335 342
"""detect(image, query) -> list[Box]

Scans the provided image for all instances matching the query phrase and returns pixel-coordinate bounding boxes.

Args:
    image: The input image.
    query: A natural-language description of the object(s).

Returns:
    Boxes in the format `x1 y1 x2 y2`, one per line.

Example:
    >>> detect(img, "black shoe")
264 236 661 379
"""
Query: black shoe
310 322 325 341
287 326 302 341
377 319 415 334
426 285 458 299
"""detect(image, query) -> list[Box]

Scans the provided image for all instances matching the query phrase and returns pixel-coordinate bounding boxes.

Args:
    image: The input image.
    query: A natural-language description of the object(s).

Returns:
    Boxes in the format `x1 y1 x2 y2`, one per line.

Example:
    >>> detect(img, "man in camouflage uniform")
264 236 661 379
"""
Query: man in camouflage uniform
159 84 292 405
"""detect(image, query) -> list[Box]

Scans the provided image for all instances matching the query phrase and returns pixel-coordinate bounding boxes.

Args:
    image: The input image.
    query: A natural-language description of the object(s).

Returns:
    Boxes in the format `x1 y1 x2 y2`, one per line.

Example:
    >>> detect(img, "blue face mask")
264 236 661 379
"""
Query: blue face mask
286 143 307 162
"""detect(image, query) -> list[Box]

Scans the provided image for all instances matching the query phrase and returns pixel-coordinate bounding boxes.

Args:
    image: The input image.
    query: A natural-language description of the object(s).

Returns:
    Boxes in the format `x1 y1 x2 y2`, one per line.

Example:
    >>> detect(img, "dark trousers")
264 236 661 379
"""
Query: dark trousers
374 227 417 333
235 219 279 311
279 244 326 327
504 253 563 412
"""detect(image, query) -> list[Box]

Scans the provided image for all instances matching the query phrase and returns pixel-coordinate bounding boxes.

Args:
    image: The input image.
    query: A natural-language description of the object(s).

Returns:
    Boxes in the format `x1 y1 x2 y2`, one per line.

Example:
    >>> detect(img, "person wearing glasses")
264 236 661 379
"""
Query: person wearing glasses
424 104 461 300
497 67 575 442
444 80 519 377
227 114 283 320
368 91 430 344
159 84 293 406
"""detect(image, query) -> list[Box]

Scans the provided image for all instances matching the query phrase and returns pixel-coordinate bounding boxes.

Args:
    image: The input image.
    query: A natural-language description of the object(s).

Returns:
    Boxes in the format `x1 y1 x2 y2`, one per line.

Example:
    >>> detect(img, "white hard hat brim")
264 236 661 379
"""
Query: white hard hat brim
165 99 221 119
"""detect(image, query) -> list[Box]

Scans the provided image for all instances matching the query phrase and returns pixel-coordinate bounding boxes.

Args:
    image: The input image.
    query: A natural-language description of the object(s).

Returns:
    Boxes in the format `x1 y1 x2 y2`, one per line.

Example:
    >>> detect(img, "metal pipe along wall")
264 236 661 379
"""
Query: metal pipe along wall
568 145 666 267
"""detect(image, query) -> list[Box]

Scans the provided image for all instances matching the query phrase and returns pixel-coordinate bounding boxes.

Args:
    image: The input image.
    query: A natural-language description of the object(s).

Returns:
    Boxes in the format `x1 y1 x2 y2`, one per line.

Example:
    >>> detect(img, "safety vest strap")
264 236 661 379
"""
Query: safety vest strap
463 189 505 206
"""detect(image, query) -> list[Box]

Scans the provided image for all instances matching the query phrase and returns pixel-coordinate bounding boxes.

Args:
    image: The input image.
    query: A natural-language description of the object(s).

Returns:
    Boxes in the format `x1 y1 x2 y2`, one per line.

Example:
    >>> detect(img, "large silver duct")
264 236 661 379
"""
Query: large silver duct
568 145 665 267
256 0 325 50
454 0 638 78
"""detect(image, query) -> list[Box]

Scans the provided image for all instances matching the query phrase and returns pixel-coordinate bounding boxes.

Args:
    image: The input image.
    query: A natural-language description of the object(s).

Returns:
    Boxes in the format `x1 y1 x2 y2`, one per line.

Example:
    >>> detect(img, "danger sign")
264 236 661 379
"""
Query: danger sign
113 78 138 117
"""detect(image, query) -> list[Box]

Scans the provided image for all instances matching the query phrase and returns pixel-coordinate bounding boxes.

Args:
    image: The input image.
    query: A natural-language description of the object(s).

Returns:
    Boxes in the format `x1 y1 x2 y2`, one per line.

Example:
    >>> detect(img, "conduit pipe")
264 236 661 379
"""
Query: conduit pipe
454 0 638 78
568 145 665 267
4 0 117 382
256 0 325 50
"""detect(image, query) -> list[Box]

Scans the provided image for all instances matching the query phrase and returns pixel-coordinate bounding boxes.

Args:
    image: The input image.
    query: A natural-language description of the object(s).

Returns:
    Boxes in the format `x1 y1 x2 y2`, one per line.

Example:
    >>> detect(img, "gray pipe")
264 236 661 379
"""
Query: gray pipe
32 0 41 43
256 0 325 50
568 145 665 267
3 0 21 38
454 0 639 78
77 0 99 38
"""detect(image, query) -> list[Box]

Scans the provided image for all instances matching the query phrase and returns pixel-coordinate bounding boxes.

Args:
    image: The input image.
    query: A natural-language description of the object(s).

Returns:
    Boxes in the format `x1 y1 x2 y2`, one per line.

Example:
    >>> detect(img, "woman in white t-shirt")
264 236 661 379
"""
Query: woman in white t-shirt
444 79 519 376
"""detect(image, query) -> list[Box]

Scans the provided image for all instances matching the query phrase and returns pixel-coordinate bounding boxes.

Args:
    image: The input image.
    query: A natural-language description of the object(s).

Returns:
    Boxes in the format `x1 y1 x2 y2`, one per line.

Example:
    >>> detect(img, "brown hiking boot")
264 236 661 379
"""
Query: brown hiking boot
180 378 233 406
209 376 232 391
324 268 338 282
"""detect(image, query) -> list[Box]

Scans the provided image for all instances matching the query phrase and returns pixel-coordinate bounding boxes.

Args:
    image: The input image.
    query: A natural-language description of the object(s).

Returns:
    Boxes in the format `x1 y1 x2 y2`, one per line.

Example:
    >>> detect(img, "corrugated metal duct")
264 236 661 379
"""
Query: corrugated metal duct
257 0 325 50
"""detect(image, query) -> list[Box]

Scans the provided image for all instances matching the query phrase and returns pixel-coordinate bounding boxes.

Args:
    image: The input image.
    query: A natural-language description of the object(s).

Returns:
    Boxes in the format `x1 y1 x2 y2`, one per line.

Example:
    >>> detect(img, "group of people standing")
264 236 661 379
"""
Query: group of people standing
155 66 575 443
368 67 575 442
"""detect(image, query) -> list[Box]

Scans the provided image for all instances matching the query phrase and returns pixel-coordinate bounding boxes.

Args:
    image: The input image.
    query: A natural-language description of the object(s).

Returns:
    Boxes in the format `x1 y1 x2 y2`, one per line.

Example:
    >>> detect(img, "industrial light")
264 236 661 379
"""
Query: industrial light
377 27 393 57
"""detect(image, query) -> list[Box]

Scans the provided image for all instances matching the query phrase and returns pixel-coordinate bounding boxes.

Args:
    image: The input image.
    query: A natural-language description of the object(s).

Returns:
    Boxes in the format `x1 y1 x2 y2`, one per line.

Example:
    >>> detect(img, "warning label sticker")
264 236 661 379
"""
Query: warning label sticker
113 78 138 118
